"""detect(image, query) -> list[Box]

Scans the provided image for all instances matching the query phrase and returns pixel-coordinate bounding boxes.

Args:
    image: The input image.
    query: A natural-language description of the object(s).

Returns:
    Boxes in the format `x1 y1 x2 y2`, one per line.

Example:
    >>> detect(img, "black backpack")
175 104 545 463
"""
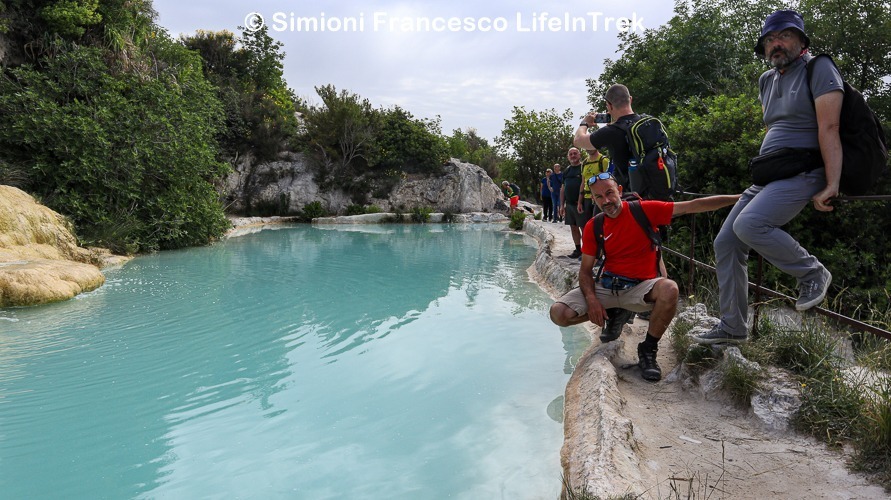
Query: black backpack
806 54 889 195
592 196 662 279
614 115 679 201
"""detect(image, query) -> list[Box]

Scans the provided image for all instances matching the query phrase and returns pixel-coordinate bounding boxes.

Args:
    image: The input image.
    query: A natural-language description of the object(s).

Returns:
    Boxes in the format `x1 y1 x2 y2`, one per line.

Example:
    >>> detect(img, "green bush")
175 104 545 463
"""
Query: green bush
0 43 230 252
300 201 326 221
410 206 432 223
509 210 527 230
345 204 365 216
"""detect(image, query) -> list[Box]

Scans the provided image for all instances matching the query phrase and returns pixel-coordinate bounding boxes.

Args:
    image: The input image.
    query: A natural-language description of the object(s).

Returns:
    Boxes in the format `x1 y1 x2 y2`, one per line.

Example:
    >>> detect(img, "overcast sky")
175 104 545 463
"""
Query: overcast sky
151 1 676 143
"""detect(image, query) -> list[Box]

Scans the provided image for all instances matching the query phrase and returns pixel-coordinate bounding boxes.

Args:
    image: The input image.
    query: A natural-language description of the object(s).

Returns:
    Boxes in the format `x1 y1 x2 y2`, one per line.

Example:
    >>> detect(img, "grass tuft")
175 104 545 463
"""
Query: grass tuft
721 357 764 406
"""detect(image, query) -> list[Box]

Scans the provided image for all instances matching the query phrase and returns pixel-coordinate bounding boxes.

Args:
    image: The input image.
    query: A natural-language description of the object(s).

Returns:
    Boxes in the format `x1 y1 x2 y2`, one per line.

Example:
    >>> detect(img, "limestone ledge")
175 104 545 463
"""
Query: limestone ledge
0 185 108 307
313 212 509 224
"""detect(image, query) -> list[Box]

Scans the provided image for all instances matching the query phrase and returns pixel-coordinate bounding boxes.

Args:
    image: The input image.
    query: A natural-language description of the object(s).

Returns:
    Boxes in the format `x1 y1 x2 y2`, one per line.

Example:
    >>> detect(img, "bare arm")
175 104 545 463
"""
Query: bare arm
573 124 592 151
578 253 607 326
672 194 741 217
812 90 844 212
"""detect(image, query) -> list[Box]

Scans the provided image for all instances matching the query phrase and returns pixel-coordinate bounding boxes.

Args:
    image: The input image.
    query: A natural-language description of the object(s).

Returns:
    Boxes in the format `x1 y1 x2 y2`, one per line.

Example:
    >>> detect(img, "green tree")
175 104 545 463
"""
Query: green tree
0 39 229 252
799 0 891 122
182 25 299 162
446 127 502 178
496 107 574 200
298 86 451 205
38 0 101 38
587 0 779 116
299 84 376 188
372 106 448 174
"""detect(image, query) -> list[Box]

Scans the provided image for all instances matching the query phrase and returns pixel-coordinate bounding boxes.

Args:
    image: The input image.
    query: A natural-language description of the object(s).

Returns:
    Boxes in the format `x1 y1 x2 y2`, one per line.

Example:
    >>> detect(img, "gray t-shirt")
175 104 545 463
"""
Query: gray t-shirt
758 53 843 154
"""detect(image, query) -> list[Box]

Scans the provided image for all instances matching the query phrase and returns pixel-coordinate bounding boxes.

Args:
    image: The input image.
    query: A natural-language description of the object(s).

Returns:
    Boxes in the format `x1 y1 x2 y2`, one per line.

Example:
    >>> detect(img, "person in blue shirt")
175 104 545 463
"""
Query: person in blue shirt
548 164 563 222
541 169 554 222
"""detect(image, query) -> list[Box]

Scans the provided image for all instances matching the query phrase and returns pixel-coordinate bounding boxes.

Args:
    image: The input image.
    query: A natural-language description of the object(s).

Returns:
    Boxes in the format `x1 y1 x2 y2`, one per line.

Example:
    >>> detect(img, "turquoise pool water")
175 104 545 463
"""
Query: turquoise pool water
0 223 590 499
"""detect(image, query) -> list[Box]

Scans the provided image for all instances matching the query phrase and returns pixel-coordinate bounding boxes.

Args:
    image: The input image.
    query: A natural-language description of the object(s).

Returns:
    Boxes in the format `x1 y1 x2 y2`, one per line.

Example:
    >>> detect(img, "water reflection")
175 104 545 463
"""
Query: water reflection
0 223 590 499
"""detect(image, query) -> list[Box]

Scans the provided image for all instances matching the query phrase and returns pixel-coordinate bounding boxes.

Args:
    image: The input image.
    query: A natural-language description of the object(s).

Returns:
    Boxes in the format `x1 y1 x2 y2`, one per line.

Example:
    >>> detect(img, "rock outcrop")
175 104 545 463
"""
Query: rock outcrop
387 160 504 213
220 153 506 215
0 186 105 307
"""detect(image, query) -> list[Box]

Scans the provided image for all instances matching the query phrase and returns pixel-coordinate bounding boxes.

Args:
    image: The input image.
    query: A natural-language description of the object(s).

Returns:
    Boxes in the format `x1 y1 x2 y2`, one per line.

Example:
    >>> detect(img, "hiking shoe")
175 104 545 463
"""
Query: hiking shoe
637 310 651 321
599 308 634 343
795 267 832 311
567 249 582 259
637 342 662 381
692 324 747 345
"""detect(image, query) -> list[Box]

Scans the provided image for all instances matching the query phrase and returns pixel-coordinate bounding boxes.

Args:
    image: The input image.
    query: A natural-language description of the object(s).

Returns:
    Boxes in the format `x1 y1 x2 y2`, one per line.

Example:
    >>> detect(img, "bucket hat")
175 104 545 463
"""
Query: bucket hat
754 10 810 56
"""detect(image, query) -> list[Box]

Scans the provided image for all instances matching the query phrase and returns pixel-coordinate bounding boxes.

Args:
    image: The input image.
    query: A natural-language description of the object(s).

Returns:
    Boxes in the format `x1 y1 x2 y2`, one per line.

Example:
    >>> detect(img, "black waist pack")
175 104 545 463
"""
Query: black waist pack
600 272 642 292
748 148 823 186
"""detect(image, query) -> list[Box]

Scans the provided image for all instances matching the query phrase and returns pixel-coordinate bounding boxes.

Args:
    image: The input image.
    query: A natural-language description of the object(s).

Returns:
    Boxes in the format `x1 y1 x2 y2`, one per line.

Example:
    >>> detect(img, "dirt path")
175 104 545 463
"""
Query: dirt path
525 219 888 499
605 324 885 499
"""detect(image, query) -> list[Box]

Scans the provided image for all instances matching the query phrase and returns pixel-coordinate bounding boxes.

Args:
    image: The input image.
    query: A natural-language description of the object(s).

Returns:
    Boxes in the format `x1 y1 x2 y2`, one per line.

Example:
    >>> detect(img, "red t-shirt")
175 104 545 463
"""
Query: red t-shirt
581 200 674 280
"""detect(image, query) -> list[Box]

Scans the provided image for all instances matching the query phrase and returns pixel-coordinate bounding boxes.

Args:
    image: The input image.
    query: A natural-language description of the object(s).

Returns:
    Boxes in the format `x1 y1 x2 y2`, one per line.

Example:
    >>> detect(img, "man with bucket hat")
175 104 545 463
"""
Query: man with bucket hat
694 10 843 345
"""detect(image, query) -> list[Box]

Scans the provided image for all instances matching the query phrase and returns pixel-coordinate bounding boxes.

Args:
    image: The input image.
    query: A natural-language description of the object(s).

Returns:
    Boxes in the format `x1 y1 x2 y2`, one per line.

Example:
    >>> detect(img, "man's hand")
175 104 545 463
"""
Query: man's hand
585 297 608 327
812 185 839 212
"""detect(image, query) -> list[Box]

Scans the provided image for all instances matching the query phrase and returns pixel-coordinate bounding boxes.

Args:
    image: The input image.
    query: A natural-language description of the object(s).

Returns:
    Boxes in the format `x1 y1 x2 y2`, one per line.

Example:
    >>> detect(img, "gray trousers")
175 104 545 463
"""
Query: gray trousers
714 169 826 335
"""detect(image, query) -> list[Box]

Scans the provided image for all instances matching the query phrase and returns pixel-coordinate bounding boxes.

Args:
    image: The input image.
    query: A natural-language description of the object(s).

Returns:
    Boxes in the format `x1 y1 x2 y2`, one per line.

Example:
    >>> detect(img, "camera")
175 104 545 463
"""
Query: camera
593 113 611 123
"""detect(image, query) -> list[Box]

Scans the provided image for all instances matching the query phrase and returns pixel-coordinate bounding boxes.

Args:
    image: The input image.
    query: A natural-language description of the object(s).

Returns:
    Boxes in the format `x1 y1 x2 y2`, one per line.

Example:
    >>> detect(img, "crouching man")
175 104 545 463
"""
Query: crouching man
549 173 739 381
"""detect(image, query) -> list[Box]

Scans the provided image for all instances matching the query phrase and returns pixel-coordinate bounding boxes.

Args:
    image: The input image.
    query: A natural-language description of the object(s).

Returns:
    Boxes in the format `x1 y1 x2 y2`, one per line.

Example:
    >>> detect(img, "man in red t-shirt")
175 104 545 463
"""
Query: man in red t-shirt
549 173 739 381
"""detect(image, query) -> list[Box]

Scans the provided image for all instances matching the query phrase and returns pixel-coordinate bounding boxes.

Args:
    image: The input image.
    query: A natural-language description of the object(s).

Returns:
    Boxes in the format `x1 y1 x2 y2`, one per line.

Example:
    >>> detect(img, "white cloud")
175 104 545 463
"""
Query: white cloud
153 0 676 142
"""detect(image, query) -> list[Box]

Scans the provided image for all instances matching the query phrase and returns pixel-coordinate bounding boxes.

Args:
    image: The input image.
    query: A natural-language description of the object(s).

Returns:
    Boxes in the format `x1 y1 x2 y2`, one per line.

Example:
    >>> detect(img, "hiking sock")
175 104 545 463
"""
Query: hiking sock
643 333 660 349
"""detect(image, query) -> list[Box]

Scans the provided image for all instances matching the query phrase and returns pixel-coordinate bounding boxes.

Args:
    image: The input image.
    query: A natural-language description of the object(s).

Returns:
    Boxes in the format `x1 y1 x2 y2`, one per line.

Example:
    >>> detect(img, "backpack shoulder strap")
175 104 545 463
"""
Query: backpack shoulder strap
627 200 663 276
592 212 606 280
593 212 606 260
805 54 841 103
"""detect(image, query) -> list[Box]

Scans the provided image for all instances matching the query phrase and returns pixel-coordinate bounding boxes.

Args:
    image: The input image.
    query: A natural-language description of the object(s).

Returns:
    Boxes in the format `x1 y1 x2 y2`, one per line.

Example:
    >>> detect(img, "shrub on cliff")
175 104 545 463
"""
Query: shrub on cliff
0 42 230 252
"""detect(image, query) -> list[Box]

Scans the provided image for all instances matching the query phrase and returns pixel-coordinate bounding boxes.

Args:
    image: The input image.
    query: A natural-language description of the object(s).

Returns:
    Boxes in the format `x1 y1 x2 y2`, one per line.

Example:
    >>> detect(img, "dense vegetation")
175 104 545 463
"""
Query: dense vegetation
0 1 457 250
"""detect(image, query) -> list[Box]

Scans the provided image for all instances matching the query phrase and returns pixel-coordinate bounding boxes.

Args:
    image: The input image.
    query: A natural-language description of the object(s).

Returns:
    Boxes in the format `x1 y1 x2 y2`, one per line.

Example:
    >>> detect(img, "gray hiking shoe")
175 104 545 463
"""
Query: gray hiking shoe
637 342 662 381
692 324 747 345
795 267 832 311
599 308 634 343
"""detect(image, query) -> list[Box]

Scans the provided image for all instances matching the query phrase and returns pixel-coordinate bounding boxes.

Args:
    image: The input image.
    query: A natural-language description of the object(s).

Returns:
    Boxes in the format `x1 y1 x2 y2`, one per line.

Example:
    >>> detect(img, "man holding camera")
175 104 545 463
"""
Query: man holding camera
694 10 841 345
549 173 739 381
573 84 639 191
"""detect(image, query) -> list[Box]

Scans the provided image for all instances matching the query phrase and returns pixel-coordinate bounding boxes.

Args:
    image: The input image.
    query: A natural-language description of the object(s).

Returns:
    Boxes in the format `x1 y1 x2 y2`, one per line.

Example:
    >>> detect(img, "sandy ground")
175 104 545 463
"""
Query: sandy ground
526 218 888 499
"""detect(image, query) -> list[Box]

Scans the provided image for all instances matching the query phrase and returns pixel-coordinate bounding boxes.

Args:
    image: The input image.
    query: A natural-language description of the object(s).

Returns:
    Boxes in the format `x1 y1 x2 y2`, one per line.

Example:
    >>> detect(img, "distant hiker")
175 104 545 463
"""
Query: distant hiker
541 169 554 222
581 148 610 219
560 148 588 259
548 164 563 222
501 180 520 214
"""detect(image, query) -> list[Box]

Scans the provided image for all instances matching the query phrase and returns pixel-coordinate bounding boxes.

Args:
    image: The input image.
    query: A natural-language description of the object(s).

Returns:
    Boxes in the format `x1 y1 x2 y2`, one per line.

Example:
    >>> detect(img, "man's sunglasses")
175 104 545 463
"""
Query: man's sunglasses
587 172 615 186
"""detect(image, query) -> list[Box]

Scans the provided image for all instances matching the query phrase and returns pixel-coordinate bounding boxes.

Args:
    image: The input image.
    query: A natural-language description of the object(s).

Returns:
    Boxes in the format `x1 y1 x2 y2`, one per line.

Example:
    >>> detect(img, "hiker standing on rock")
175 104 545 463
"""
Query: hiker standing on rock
694 10 841 345
549 173 739 381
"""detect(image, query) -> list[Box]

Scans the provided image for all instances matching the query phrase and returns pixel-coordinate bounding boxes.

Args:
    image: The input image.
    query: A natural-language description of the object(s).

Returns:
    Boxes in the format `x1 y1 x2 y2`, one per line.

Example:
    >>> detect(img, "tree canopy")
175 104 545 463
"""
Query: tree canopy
496 107 575 199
